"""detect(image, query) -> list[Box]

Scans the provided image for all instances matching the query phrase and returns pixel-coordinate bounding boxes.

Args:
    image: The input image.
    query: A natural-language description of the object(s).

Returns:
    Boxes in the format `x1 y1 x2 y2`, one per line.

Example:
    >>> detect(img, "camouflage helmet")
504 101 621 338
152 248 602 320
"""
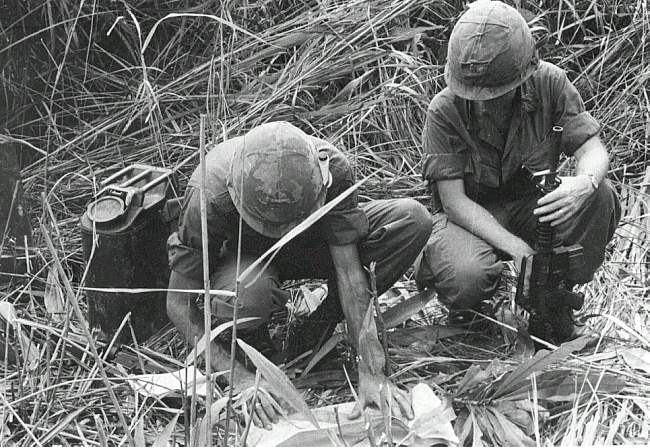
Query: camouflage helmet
445 0 539 100
227 121 328 238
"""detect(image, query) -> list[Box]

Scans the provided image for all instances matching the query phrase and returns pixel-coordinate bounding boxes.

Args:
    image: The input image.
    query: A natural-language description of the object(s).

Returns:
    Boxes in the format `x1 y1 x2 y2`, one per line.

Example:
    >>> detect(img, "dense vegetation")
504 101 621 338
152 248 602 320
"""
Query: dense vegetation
1 0 649 445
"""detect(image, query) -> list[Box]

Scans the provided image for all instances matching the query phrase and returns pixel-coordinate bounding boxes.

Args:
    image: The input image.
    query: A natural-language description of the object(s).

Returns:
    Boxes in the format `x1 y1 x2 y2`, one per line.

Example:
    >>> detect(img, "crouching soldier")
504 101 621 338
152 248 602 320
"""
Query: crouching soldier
166 121 432 427
415 1 621 339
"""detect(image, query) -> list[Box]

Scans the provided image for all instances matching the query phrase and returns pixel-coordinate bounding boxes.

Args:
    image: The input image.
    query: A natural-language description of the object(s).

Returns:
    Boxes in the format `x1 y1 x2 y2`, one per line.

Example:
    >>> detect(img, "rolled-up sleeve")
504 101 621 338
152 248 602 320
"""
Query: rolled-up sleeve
551 68 601 155
319 151 369 245
167 187 225 280
422 102 468 184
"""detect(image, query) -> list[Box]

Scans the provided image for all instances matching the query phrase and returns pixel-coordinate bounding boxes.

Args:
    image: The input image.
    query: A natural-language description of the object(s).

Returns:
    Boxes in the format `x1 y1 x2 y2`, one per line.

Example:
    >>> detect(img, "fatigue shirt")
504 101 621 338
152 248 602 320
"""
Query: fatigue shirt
422 61 601 209
167 134 369 281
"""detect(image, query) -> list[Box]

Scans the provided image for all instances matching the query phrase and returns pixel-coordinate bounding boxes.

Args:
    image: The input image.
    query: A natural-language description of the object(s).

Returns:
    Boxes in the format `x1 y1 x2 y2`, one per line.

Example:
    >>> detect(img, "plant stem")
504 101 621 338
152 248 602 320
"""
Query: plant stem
199 113 213 445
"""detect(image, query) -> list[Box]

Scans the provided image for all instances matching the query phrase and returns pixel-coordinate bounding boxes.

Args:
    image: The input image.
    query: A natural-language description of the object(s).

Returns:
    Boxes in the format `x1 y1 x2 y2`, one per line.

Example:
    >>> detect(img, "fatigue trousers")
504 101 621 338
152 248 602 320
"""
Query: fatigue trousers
209 199 433 330
415 180 621 309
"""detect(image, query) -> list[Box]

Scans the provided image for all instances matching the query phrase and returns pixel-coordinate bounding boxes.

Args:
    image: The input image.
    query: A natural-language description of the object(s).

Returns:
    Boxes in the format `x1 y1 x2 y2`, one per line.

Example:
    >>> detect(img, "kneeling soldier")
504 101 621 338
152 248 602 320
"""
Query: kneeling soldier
167 121 432 427
415 1 621 339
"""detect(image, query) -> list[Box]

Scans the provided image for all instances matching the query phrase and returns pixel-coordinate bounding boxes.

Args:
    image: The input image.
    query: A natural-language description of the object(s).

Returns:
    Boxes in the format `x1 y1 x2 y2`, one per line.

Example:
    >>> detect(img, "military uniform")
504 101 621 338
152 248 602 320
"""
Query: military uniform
415 62 621 309
168 126 432 327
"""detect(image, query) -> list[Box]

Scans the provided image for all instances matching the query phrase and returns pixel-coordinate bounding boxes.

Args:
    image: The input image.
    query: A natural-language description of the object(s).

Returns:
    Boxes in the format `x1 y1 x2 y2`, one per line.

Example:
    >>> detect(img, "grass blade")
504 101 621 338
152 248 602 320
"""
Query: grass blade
237 339 320 429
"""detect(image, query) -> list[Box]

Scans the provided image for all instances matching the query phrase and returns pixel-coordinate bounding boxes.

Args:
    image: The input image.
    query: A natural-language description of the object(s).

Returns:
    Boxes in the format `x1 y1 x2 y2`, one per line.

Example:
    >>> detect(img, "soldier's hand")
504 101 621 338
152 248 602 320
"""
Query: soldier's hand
510 241 535 275
235 376 287 430
348 368 413 421
534 175 595 227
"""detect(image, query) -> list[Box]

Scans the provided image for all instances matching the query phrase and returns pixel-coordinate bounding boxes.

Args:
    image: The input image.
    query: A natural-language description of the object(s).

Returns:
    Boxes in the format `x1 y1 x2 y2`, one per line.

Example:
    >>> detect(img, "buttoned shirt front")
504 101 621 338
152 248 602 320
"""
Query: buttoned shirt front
422 61 601 208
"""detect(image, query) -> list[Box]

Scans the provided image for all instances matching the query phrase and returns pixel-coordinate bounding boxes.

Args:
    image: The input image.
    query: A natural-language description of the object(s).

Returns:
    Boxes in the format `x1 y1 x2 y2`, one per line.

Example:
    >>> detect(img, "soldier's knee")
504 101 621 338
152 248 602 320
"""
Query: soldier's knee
211 269 288 326
393 198 434 242
438 256 503 309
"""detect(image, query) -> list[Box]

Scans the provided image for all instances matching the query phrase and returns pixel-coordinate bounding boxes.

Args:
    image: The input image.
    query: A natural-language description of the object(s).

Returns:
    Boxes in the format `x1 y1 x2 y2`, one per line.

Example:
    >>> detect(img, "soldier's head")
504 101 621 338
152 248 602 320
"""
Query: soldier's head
445 0 538 102
227 121 330 238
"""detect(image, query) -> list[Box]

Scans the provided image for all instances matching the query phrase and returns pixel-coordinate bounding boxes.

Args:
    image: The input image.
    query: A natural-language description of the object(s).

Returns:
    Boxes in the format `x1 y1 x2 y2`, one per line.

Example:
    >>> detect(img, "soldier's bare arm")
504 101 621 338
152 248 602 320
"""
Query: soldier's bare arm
438 178 534 270
328 243 414 420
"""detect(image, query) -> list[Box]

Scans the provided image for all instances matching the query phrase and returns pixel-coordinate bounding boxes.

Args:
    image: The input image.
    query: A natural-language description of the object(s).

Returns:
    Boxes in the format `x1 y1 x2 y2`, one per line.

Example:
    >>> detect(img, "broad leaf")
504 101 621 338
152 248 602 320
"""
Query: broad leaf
127 366 225 399
621 347 650 374
388 325 468 348
492 336 589 399
381 289 437 329
185 317 259 364
44 267 66 321
208 396 230 425
237 339 320 429
303 332 345 375
151 415 179 447
408 383 458 444
0 302 39 371
457 360 511 397
134 417 145 447
581 406 601 446
456 365 492 396
39 407 86 446
471 411 485 447
484 407 535 447
494 400 537 435
499 370 625 403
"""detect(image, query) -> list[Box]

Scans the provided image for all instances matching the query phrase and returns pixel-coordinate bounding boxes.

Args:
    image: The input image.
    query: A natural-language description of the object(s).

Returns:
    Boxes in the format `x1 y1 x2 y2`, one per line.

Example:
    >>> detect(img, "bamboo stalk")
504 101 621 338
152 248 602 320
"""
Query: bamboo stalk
198 113 213 444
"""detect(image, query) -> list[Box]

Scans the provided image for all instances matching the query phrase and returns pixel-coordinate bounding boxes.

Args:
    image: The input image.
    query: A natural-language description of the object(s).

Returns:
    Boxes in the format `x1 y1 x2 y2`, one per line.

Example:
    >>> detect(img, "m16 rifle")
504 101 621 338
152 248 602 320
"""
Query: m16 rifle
516 126 586 346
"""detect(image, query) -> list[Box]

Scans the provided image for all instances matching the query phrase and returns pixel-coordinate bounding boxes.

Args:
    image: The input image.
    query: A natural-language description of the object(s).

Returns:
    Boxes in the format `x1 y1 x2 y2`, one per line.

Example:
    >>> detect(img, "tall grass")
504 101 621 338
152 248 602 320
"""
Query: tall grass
1 0 649 445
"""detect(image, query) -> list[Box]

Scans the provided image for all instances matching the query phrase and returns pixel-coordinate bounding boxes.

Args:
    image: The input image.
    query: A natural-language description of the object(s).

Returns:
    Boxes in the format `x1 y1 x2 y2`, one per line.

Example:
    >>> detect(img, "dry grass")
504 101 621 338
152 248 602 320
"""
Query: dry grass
1 0 649 445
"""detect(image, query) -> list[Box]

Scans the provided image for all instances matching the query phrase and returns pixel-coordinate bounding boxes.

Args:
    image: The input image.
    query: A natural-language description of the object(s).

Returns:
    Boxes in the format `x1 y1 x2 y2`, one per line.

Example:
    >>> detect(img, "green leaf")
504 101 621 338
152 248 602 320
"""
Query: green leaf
208 396 230 425
151 415 179 447
388 325 468 348
93 415 109 447
196 416 211 447
471 411 485 447
44 267 65 321
456 360 510 397
621 347 650 374
456 365 492 396
134 417 146 447
39 407 86 446
455 409 472 447
408 384 458 444
193 398 229 447
494 400 536 435
381 289 437 329
484 407 536 447
303 332 345 375
185 317 259 364
499 370 625 402
492 336 589 399
237 339 320 429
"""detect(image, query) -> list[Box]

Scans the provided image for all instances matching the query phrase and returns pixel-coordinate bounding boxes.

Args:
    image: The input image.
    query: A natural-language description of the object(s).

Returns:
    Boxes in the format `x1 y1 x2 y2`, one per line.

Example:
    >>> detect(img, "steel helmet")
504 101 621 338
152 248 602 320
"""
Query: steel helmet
227 121 329 238
445 0 539 100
